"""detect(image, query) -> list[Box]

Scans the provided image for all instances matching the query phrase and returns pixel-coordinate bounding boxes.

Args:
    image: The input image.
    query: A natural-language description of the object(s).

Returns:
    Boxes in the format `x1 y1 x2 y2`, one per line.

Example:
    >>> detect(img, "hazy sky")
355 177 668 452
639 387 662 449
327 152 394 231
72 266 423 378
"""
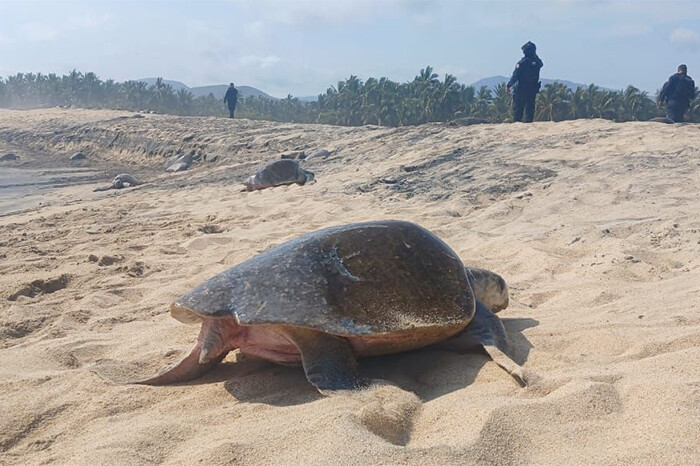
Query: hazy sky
1 0 699 97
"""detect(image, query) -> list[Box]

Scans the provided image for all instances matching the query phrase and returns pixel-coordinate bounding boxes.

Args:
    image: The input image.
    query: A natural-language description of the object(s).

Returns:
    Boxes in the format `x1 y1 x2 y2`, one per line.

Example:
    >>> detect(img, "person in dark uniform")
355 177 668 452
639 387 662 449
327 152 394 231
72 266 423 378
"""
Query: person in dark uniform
224 82 239 118
506 41 544 123
658 65 696 123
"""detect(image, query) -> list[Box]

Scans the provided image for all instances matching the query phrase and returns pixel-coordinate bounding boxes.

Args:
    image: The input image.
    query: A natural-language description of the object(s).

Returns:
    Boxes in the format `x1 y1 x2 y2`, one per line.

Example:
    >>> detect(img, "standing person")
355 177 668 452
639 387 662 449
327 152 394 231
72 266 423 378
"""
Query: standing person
658 64 696 123
224 82 239 119
506 41 544 123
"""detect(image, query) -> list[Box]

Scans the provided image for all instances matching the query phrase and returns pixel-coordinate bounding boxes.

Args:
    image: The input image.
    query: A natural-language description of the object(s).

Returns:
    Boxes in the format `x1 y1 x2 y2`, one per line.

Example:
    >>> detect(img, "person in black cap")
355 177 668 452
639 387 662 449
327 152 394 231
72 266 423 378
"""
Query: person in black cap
224 82 239 118
658 65 696 123
506 41 544 123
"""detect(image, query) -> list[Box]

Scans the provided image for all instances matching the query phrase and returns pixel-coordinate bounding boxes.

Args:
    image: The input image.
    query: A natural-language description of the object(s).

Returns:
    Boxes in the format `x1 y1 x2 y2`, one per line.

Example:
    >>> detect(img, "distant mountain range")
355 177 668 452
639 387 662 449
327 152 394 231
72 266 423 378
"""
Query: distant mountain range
137 78 275 100
470 75 614 92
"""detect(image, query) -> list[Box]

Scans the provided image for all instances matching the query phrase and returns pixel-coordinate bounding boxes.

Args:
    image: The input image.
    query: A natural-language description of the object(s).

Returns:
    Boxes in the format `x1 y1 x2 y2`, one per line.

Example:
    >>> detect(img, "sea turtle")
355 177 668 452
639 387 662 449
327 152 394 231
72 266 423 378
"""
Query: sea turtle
649 116 675 124
279 150 306 160
70 152 87 161
166 162 190 172
135 220 527 392
307 149 331 160
165 152 194 171
0 153 19 161
243 159 315 191
93 173 142 192
448 117 490 127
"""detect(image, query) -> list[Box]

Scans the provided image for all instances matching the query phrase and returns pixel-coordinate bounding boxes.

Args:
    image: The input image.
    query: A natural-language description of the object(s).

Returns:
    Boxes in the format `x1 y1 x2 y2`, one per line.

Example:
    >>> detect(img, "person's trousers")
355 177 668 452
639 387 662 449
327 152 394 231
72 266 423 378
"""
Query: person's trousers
228 106 236 118
513 91 537 123
667 100 688 123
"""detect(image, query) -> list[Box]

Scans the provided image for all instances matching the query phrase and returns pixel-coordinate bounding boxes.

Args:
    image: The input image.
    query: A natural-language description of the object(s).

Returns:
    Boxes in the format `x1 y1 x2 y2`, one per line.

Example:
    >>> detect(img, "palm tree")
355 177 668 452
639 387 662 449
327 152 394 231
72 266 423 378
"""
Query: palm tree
80 72 103 107
0 67 684 126
687 89 700 122
570 87 589 119
536 82 571 121
0 78 6 107
176 88 194 115
490 83 511 122
591 89 617 120
473 86 492 118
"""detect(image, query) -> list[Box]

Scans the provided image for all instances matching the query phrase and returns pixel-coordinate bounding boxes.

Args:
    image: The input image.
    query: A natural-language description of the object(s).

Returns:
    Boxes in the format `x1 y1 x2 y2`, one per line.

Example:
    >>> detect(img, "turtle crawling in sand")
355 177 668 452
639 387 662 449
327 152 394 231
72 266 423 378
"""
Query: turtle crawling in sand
243 159 315 191
134 220 527 391
93 173 142 192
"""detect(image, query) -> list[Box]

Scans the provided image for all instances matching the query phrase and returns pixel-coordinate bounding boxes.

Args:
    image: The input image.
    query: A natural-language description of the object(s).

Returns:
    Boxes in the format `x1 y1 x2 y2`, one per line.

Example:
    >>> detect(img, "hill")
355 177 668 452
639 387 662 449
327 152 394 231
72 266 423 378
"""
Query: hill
470 75 613 92
136 77 190 91
189 85 275 100
137 78 274 100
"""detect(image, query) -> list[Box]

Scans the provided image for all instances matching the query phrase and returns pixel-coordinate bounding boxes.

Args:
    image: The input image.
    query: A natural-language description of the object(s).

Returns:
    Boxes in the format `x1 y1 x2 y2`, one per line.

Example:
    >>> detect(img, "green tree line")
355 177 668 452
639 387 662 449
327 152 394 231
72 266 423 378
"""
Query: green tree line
1 67 698 125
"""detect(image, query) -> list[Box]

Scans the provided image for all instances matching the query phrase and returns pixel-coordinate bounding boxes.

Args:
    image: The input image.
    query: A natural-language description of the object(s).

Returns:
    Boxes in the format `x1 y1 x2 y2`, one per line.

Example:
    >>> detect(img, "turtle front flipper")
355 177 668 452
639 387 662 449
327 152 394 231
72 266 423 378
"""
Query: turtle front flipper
444 300 530 387
134 320 230 385
285 326 368 393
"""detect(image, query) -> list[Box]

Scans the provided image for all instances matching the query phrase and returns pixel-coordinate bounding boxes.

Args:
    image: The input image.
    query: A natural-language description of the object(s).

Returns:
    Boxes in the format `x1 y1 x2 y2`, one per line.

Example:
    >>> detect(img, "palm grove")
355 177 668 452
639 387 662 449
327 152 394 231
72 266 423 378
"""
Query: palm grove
1 67 698 125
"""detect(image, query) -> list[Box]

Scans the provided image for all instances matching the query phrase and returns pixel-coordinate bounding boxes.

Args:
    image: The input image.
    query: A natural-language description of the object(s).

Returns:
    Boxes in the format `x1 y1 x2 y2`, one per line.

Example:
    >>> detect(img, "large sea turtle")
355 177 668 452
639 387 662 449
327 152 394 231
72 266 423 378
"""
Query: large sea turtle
135 220 527 391
243 159 315 191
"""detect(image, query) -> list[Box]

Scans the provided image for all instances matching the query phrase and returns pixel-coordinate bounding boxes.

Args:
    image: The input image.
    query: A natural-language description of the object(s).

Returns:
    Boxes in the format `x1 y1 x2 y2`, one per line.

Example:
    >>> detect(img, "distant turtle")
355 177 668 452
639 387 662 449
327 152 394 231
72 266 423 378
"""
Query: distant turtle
166 162 189 172
134 220 527 392
448 117 490 127
165 152 194 171
0 153 19 161
649 116 675 124
93 173 142 192
70 152 87 161
305 149 331 161
279 150 306 160
243 159 315 191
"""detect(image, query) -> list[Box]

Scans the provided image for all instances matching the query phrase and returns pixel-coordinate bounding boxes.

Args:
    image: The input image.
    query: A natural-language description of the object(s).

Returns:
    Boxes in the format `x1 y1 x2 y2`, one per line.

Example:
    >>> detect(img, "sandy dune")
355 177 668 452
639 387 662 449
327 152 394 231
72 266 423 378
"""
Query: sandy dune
1 108 699 465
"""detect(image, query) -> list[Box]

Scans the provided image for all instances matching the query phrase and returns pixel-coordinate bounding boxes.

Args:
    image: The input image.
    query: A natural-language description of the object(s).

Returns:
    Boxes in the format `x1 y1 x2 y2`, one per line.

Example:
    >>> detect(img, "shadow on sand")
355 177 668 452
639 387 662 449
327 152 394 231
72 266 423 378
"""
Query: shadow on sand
220 317 539 406
92 317 538 407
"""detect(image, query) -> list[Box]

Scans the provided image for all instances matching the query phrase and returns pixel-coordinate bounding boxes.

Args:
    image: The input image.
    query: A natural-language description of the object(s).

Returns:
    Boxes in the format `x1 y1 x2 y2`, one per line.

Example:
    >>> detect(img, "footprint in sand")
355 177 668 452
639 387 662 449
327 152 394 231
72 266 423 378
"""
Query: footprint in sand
330 382 422 446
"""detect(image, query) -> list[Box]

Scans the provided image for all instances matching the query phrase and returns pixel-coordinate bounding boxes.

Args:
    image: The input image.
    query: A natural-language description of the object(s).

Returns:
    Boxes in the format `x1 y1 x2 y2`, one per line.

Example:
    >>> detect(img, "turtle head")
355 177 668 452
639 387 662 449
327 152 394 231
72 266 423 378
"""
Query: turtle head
465 267 509 313
304 170 316 185
170 301 205 324
169 275 239 324
242 175 255 191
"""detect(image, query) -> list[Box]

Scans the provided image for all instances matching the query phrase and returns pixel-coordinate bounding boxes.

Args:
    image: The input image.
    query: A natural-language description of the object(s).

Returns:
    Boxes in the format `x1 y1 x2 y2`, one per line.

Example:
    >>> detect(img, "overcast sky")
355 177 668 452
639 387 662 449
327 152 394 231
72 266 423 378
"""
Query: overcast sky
1 0 699 97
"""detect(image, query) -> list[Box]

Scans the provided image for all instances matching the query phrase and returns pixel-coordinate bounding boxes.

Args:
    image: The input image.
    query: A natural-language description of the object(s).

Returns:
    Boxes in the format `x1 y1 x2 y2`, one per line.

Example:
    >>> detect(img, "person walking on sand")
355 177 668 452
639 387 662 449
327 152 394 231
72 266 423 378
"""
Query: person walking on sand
658 64 696 123
506 41 544 123
224 82 239 119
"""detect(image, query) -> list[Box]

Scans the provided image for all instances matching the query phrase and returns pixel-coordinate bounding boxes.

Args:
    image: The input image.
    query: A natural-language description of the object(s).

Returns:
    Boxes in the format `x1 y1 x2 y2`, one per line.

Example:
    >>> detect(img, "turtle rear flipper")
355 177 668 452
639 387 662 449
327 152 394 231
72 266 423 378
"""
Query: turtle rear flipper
133 343 227 385
286 326 368 392
444 300 531 387
134 320 230 385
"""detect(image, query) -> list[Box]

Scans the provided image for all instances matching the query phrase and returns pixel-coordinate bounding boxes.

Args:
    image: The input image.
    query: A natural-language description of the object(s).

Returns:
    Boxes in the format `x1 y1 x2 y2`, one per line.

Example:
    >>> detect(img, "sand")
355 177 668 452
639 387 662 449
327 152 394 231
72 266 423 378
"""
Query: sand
1 108 699 465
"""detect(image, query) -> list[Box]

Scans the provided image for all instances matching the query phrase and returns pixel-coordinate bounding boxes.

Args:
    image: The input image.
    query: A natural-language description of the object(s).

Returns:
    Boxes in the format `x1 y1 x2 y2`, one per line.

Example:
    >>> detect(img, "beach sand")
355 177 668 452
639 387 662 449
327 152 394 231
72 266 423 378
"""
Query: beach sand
1 108 699 465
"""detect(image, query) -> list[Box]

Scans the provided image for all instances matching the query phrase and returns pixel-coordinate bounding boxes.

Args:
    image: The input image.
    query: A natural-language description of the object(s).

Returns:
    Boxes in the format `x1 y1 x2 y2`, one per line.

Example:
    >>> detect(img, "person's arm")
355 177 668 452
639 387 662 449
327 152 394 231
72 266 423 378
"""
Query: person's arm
658 78 671 104
223 90 228 103
690 79 697 100
506 64 520 91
